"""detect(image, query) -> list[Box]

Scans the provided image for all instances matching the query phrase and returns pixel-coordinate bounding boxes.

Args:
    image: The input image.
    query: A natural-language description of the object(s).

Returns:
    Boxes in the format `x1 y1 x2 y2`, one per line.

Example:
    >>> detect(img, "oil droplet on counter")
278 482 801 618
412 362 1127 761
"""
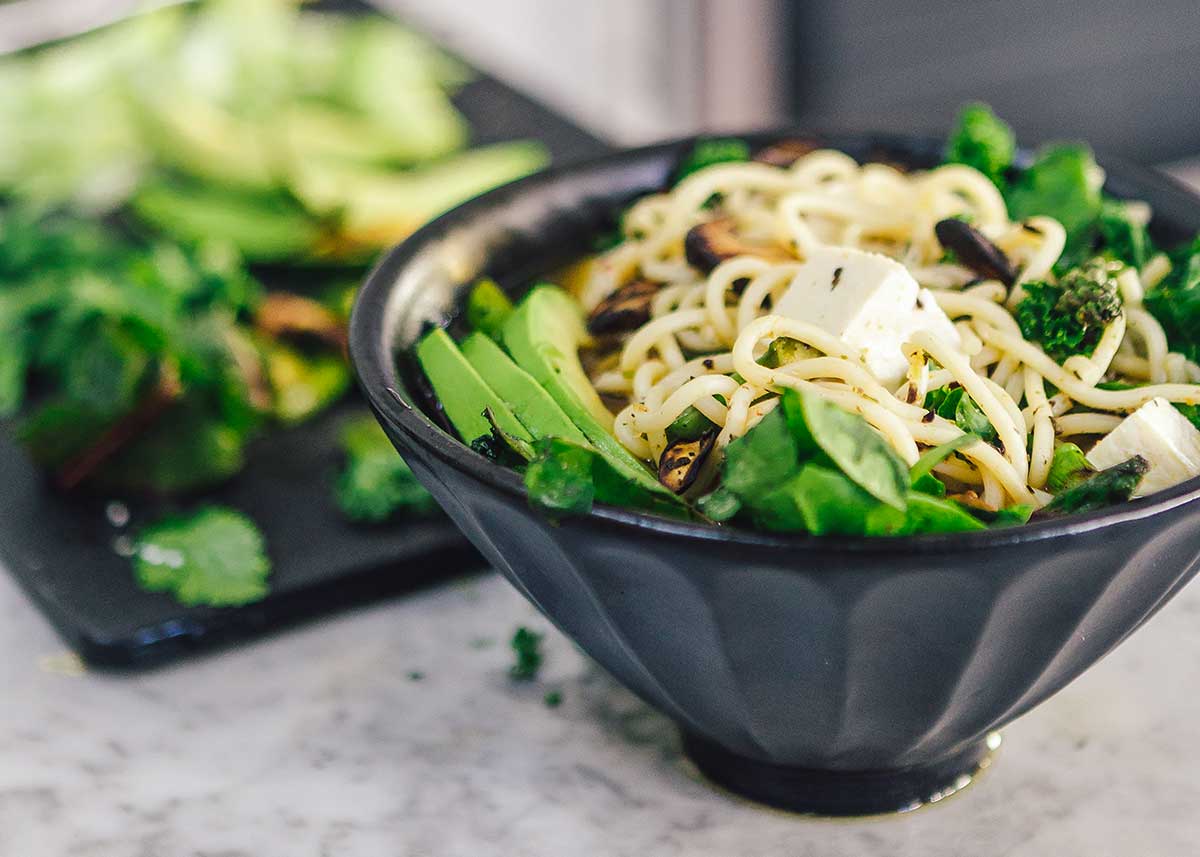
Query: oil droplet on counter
105 501 130 528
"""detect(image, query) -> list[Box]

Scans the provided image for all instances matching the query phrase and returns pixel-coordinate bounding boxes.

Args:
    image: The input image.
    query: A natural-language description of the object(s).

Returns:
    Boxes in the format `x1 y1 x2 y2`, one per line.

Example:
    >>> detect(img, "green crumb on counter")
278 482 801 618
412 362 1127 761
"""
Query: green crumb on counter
509 626 544 681
543 690 563 708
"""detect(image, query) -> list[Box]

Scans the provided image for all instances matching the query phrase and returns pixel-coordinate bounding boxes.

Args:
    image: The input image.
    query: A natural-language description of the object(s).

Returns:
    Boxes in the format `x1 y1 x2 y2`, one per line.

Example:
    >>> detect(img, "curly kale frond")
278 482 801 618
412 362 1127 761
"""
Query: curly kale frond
1015 258 1123 362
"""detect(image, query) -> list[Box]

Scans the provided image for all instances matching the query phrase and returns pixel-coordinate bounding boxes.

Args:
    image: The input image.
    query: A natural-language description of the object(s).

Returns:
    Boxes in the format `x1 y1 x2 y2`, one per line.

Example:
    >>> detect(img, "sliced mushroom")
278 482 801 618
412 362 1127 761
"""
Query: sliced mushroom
934 218 1016 286
255 292 347 350
658 430 717 494
753 138 819 168
587 280 659 335
684 217 793 275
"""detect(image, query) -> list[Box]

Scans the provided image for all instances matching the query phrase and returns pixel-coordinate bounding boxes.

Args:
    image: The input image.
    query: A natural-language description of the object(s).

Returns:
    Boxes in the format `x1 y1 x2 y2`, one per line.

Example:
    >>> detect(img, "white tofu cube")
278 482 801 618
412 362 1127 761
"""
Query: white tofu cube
773 247 960 387
1086 398 1200 496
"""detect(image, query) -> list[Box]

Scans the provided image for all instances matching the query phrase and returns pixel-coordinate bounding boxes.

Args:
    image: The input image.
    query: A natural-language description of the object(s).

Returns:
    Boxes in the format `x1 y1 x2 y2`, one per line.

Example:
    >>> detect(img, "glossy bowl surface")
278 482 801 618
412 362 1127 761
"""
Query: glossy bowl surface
350 131 1200 814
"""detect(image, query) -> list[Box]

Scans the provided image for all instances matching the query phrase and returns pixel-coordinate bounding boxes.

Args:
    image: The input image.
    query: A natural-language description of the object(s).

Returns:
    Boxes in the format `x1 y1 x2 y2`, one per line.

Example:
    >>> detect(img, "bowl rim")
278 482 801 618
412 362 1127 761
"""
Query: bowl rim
350 128 1200 556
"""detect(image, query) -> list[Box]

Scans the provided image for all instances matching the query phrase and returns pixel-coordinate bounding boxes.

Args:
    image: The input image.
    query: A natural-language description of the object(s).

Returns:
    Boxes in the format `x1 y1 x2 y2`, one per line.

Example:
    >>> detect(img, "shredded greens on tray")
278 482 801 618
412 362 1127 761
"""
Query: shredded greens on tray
0 0 545 605
416 103 1200 536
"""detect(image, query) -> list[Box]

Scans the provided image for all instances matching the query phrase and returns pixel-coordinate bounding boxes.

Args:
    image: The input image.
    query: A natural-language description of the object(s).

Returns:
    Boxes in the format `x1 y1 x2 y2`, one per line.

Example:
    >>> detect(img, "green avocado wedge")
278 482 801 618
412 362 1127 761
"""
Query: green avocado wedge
500 285 672 497
415 328 531 445
460 333 588 445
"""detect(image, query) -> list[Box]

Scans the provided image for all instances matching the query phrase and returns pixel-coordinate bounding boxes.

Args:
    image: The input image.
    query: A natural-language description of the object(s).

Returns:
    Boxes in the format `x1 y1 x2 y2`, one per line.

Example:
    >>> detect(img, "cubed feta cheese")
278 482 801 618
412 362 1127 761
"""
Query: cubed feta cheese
1086 398 1200 496
772 247 960 387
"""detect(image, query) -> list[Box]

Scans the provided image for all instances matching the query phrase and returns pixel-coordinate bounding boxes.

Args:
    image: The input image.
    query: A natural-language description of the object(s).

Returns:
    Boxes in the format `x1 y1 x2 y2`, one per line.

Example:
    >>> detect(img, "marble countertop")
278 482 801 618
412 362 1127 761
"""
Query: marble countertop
5 561 1200 857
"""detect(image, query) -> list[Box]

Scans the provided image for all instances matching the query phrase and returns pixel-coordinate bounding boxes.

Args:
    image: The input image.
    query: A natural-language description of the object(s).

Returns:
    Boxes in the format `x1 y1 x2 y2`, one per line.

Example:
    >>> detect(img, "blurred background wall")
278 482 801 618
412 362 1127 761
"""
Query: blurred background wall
380 0 1200 164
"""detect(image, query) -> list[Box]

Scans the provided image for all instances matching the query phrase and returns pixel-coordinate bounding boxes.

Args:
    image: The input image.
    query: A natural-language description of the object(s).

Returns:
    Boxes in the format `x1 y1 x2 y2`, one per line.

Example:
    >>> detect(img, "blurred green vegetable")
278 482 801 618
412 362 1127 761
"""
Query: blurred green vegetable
133 505 271 607
1015 258 1123 362
465 278 514 339
335 414 438 523
944 102 1016 187
1006 144 1103 263
675 138 750 184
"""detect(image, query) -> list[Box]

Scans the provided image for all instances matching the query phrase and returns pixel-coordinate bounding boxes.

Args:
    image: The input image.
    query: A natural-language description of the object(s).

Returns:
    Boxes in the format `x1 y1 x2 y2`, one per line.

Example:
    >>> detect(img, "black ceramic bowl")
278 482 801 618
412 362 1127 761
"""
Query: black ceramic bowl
350 132 1200 815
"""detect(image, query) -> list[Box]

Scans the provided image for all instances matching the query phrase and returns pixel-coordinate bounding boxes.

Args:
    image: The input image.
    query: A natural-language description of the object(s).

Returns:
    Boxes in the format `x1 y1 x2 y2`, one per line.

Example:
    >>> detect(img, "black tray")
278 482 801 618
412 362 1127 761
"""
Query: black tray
0 34 609 668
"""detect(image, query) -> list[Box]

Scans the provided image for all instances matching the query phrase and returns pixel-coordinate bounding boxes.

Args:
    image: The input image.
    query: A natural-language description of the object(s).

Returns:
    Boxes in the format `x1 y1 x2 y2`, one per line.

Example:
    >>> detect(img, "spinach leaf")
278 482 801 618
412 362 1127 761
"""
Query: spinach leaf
910 434 977 485
780 388 908 509
944 102 1015 187
696 486 741 522
722 406 800 495
893 493 987 535
787 464 896 536
924 386 998 443
1040 455 1149 516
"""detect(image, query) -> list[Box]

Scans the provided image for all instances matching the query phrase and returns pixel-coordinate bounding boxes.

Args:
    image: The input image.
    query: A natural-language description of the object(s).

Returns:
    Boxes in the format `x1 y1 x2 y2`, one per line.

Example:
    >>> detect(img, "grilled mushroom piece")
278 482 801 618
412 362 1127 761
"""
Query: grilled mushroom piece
658 430 717 494
753 138 819 168
684 217 792 275
934 218 1016 286
587 280 658 335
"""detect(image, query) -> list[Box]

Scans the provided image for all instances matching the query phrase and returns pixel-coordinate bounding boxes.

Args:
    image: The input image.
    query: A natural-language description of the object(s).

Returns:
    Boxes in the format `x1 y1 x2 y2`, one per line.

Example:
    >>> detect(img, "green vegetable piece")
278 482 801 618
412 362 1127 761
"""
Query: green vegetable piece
910 434 977 485
944 102 1016 186
788 464 892 535
1144 236 1200 364
265 342 350 425
133 506 270 608
893 493 987 535
1173 401 1200 432
675 138 750 184
1015 259 1122 361
99 402 247 494
132 181 322 264
335 414 437 523
1041 455 1150 516
1007 144 1102 259
501 286 670 496
465 278 514 338
543 690 563 708
696 486 742 522
510 626 544 681
523 437 686 519
721 407 799 497
757 336 815 369
912 473 947 497
1046 442 1096 493
665 405 718 444
61 322 151 417
925 386 998 443
416 328 532 446
1098 198 1150 270
780 389 908 510
459 332 587 445
989 504 1035 527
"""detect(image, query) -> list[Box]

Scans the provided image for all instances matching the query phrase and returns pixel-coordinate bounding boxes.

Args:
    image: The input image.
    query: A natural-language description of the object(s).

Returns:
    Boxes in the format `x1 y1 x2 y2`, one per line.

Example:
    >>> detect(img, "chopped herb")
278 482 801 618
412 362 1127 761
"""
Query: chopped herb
133 506 271 607
510 626 544 681
407 671 425 681
924 386 998 444
543 690 563 708
335 414 438 523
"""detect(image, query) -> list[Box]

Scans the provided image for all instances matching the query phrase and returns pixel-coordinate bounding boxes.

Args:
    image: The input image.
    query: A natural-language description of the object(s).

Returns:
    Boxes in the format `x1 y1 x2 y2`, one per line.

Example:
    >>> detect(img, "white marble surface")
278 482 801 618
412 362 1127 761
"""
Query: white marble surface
4 562 1200 857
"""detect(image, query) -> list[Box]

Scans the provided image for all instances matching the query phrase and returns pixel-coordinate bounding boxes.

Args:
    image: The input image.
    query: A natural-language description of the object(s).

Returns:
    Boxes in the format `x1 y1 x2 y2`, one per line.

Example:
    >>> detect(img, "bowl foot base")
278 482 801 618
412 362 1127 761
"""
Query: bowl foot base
682 732 1000 816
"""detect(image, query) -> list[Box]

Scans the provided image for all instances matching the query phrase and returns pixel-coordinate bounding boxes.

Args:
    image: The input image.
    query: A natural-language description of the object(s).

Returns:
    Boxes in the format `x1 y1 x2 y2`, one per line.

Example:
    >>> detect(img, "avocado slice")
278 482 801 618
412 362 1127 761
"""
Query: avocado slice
501 285 671 495
416 329 531 445
460 333 588 445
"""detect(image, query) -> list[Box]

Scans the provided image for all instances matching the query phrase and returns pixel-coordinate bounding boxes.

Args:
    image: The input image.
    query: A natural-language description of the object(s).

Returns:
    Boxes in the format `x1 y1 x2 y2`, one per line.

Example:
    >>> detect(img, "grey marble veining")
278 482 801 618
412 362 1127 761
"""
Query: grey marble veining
3 565 1200 857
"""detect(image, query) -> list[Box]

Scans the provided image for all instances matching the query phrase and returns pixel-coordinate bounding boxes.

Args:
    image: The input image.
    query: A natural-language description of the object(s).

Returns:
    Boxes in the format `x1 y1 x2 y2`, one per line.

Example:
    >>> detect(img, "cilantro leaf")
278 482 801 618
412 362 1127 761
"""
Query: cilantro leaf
133 506 271 608
335 414 438 523
944 102 1015 187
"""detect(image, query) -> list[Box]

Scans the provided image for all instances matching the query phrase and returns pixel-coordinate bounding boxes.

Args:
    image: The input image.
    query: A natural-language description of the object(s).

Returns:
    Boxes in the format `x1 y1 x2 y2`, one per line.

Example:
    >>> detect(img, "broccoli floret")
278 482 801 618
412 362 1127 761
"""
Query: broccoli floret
1015 258 1123 361
944 103 1016 187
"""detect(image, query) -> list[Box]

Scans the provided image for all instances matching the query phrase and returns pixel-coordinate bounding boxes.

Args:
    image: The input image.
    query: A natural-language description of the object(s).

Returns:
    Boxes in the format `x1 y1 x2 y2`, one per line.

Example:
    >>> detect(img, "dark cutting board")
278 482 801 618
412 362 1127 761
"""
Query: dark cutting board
0 33 609 668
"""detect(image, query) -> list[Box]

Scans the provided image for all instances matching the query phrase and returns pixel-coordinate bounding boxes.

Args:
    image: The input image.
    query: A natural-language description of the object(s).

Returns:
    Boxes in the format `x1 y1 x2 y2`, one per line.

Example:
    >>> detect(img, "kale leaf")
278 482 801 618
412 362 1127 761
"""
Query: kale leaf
1015 259 1122 361
1144 236 1200 363
944 102 1016 187
133 506 271 607
1098 198 1151 270
1007 144 1103 261
335 414 438 523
